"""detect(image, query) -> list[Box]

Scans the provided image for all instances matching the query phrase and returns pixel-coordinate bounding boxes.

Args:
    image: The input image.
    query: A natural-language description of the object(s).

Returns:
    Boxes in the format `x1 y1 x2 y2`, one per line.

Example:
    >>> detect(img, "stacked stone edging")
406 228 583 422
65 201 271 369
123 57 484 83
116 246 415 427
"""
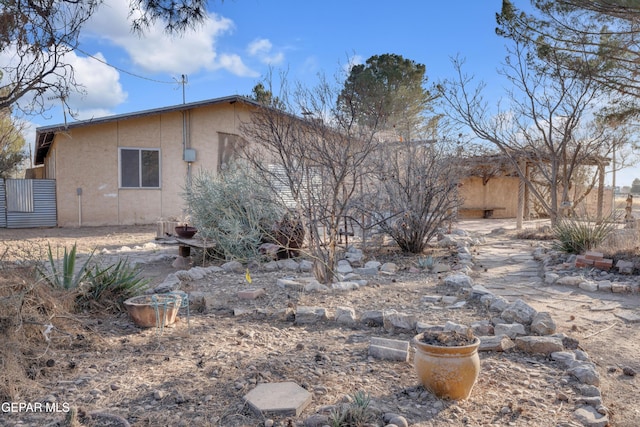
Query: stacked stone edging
536 246 640 295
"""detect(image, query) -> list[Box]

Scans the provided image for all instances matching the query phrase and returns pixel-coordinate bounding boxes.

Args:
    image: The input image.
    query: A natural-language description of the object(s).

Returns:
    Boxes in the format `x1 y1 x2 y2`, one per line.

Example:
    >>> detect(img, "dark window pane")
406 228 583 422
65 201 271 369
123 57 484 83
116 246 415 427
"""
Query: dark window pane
121 149 140 187
141 150 160 187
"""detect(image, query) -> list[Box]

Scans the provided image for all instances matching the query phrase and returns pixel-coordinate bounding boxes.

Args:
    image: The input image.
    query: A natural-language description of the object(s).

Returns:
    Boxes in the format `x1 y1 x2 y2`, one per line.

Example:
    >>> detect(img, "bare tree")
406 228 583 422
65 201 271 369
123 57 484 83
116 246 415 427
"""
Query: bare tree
362 135 463 253
441 38 621 225
241 75 382 283
0 1 98 114
496 0 640 113
0 0 211 115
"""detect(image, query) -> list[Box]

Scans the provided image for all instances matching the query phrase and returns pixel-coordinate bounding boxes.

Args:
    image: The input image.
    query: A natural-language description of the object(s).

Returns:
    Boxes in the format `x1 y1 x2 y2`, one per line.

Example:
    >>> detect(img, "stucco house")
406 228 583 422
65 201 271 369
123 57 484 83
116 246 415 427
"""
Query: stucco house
30 95 612 229
32 95 259 227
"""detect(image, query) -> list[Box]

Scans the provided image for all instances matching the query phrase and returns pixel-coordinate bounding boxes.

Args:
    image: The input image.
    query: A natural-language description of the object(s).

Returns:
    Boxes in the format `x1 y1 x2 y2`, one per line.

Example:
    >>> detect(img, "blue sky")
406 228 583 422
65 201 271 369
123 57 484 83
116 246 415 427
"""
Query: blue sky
32 0 509 121
23 0 639 186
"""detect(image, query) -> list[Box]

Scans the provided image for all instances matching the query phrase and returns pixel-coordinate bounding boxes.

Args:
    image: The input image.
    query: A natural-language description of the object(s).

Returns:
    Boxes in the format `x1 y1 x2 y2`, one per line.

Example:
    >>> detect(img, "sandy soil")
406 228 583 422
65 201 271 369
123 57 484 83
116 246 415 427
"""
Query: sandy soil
0 224 638 427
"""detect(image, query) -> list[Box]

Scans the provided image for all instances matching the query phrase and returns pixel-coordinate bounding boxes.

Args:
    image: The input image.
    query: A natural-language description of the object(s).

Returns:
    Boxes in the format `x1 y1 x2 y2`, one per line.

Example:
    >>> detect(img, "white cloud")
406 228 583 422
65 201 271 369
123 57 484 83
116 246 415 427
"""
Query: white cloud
0 40 126 118
300 56 320 75
64 51 127 111
85 0 258 76
248 39 271 56
217 54 260 77
247 38 285 65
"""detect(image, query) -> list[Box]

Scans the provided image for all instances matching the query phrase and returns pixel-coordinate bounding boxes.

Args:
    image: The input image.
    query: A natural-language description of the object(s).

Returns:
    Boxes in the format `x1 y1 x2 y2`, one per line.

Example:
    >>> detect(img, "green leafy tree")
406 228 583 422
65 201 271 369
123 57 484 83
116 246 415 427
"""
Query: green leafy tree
129 0 209 34
249 81 285 109
338 53 433 141
339 53 459 252
0 109 26 178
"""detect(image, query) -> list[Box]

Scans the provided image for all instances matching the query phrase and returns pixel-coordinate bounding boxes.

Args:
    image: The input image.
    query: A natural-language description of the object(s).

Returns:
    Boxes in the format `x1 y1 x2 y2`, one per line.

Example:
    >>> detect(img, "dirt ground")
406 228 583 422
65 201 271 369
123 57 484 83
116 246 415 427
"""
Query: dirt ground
0 223 639 426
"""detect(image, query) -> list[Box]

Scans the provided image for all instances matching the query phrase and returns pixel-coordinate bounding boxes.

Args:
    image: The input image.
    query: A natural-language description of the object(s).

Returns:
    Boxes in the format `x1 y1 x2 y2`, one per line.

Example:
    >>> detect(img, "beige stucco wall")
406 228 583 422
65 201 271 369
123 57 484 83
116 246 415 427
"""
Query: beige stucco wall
45 102 254 226
458 176 519 219
458 175 614 220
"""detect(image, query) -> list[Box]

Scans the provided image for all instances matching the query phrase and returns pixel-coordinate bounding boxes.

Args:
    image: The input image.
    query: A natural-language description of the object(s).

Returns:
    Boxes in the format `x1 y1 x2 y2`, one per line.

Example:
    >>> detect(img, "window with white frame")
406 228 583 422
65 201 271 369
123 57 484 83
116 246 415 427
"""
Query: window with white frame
119 148 160 188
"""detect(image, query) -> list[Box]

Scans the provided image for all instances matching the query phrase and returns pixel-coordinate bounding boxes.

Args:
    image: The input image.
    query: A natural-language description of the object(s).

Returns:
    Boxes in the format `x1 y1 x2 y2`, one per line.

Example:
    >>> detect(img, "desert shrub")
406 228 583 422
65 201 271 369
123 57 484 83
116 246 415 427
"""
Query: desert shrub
76 258 150 311
552 216 618 254
184 163 284 261
329 391 378 427
37 243 94 290
363 140 461 253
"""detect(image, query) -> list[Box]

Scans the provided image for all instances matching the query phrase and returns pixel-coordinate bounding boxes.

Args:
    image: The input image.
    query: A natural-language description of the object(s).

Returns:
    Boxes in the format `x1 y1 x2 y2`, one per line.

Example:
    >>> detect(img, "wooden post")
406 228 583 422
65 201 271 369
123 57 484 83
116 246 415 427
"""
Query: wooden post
517 160 525 230
597 163 605 221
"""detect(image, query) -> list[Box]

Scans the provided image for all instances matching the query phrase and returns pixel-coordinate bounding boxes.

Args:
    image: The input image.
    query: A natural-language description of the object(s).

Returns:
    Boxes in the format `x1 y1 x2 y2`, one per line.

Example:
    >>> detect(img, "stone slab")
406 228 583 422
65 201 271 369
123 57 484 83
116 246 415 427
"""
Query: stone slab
589 302 620 312
244 382 312 416
615 310 640 323
371 336 409 351
237 288 266 300
369 337 409 362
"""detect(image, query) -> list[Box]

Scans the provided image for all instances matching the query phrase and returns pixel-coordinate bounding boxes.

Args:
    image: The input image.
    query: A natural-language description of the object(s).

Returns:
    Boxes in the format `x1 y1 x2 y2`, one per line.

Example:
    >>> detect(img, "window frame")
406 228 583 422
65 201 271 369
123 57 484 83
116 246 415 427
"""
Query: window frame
118 147 161 189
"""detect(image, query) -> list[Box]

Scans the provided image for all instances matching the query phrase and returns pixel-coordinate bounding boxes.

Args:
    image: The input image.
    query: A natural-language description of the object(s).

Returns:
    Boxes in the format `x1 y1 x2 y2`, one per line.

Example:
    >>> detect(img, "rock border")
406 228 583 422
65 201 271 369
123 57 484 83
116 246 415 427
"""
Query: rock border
148 228 610 427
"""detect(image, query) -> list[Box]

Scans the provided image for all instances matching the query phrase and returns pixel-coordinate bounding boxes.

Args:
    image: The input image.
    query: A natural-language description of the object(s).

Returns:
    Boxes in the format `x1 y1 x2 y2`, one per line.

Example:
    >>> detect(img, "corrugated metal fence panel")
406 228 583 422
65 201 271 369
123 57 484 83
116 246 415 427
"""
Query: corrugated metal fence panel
6 179 57 228
0 179 5 228
6 179 34 212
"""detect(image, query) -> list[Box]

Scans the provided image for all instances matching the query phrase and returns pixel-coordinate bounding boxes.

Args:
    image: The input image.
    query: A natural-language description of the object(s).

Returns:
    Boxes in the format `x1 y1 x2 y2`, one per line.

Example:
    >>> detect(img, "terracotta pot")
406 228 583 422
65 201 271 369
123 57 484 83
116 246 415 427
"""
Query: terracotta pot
123 294 182 328
175 226 198 239
412 332 481 400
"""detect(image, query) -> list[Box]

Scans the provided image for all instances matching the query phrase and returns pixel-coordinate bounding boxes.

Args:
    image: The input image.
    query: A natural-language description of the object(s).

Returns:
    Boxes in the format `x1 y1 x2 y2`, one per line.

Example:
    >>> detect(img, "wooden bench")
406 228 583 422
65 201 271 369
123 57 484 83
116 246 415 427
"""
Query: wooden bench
174 237 216 267
459 207 506 219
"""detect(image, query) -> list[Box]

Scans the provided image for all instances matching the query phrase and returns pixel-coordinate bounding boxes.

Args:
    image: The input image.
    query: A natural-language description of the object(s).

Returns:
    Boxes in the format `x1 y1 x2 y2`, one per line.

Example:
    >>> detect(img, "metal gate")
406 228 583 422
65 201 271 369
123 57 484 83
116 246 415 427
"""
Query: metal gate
0 179 57 228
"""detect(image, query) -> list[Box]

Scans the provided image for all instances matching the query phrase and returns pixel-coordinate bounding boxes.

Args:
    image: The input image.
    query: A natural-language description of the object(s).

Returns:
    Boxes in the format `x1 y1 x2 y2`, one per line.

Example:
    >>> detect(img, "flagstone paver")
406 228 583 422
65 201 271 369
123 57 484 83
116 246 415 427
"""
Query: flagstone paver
243 382 312 417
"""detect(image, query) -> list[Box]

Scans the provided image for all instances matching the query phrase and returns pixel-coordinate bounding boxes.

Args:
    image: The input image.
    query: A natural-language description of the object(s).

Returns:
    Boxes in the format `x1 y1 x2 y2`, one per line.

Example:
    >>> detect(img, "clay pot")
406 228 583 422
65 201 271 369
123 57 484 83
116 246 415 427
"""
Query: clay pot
123 294 182 328
175 225 198 239
412 332 481 400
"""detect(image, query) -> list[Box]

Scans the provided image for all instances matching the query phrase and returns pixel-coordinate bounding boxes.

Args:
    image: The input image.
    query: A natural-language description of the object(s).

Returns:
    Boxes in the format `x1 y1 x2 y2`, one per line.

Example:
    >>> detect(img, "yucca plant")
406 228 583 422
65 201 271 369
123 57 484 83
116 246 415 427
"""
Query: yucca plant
552 215 619 254
38 243 94 290
77 258 150 311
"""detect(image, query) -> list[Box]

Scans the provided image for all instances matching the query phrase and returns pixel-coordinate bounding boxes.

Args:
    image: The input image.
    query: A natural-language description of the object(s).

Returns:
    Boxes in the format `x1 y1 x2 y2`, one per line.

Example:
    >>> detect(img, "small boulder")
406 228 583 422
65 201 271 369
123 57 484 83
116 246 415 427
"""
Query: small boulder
530 312 557 335
501 299 538 325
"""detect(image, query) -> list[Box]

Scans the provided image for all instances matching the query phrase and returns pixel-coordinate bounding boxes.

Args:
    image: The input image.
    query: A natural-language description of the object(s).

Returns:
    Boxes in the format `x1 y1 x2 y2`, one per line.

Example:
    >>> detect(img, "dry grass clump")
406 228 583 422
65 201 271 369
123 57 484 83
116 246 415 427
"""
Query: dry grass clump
0 268 87 401
594 228 640 266
515 225 555 241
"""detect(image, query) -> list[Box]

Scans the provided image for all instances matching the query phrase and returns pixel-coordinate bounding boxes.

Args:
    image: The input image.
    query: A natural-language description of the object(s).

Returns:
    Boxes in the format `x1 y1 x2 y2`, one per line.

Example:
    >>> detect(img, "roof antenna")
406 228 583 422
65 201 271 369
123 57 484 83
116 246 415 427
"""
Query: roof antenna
174 74 187 104
47 93 68 128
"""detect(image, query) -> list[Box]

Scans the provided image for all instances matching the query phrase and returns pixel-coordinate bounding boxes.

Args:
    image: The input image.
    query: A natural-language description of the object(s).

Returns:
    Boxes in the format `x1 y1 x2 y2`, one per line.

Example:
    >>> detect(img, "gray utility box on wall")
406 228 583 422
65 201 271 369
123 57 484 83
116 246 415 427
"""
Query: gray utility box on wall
183 149 196 162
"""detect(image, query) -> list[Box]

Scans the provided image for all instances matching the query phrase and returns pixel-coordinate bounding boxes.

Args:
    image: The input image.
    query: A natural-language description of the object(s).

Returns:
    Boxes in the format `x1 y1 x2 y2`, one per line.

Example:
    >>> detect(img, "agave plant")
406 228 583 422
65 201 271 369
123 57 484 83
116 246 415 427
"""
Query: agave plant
329 391 376 427
416 255 437 271
38 243 94 290
77 258 150 310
